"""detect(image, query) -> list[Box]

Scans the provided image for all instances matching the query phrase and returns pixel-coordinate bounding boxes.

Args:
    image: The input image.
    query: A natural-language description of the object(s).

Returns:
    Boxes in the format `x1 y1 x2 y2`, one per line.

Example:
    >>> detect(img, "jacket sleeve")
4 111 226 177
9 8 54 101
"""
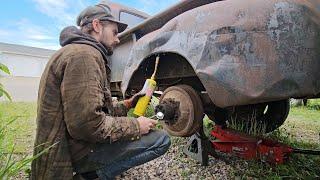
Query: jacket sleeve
111 100 130 117
60 53 140 143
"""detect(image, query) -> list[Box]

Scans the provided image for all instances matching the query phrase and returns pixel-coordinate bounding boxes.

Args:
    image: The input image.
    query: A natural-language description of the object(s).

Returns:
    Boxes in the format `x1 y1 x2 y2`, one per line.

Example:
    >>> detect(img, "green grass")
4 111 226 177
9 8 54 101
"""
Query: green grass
231 101 320 179
283 107 320 144
1 101 320 179
0 102 37 179
0 102 37 154
201 100 320 179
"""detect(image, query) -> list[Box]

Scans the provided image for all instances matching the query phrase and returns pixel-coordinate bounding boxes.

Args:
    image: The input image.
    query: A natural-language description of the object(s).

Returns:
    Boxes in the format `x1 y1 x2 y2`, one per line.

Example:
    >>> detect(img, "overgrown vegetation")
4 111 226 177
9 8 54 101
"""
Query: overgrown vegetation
0 101 53 179
0 115 56 179
227 110 268 136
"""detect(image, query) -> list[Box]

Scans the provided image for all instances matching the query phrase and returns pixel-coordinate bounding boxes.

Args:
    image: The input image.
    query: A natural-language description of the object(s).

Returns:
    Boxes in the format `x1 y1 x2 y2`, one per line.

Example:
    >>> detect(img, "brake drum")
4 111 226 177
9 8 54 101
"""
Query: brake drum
159 85 204 137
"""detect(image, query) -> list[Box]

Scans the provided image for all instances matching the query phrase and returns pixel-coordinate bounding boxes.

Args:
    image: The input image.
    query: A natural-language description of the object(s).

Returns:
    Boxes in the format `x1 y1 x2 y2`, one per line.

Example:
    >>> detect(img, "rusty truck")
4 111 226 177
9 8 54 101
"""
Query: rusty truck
102 0 320 136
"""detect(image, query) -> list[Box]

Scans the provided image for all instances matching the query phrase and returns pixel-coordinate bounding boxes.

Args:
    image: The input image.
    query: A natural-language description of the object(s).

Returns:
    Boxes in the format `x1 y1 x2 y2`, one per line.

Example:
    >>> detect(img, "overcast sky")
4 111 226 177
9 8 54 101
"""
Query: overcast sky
0 0 177 50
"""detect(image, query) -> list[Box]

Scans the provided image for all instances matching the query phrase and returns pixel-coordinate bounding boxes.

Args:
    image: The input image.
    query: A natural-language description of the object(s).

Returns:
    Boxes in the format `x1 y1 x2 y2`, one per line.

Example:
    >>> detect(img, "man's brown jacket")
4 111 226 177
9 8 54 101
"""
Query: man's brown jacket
31 40 140 179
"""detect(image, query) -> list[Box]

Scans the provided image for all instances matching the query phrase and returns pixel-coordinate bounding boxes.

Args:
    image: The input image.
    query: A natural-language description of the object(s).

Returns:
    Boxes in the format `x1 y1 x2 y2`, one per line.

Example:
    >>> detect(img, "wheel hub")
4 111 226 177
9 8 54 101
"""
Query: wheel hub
157 85 204 137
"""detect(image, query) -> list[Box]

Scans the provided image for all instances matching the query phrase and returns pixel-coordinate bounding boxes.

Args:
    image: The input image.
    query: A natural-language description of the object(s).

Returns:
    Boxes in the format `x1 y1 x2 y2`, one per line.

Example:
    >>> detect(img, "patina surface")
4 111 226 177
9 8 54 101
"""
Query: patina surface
107 0 320 108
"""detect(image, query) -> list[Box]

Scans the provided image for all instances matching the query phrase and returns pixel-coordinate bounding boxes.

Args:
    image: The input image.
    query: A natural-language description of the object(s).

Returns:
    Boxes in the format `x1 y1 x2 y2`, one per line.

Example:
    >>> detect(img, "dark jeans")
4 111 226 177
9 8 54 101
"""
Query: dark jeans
73 130 171 179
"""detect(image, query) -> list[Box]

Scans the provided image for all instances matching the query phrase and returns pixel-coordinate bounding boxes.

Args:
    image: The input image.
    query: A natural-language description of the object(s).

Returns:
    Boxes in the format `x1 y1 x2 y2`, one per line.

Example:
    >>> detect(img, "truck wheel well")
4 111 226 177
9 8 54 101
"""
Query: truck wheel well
126 52 205 95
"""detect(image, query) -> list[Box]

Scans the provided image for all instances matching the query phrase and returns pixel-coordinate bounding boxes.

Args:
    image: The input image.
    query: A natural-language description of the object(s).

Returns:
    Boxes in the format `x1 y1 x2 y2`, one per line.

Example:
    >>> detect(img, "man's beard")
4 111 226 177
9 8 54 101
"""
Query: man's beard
102 43 113 56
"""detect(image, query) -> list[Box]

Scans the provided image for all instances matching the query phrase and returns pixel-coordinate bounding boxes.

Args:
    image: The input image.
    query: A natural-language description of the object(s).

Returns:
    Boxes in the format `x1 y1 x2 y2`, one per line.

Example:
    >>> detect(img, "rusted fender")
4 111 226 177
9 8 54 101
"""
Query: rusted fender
122 0 320 108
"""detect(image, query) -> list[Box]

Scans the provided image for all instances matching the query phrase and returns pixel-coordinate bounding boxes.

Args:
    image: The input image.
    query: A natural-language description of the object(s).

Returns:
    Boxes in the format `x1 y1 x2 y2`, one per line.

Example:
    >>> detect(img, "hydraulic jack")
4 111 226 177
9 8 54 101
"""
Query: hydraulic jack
153 88 320 165
183 125 320 165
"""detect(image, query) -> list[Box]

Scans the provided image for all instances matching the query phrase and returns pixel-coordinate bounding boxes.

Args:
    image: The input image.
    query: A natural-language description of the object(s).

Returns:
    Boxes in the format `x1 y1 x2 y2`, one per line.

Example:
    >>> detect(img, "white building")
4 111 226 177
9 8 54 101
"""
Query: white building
0 42 55 102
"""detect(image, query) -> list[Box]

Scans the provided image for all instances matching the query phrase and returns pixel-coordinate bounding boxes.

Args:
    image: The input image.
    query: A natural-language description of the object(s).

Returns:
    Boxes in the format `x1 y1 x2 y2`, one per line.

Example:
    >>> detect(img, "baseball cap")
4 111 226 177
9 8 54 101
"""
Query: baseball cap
76 4 128 33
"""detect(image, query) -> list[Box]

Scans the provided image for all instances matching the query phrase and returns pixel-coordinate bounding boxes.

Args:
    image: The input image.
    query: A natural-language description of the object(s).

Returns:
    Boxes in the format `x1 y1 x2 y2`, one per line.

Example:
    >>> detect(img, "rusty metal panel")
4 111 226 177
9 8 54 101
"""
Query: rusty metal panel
114 0 320 108
110 37 134 81
110 0 221 81
118 0 223 39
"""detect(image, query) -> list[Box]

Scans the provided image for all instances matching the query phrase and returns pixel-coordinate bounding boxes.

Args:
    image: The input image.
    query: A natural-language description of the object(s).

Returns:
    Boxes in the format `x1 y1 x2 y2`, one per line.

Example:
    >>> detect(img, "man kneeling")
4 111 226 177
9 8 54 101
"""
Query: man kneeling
31 4 170 180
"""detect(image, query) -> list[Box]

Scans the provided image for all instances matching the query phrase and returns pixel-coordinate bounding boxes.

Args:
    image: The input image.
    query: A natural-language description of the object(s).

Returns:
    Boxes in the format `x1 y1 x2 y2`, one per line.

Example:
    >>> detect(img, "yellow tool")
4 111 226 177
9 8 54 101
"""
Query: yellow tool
133 56 160 116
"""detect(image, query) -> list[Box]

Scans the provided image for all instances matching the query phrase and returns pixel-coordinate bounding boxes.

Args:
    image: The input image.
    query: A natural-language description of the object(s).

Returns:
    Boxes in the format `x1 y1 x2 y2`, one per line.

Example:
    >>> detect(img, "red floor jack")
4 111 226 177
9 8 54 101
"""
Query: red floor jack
183 125 320 166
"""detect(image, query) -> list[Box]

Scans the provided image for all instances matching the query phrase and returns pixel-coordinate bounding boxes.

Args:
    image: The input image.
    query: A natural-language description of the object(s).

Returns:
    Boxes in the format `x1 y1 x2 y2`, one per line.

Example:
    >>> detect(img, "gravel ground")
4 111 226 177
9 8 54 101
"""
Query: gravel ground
116 137 236 180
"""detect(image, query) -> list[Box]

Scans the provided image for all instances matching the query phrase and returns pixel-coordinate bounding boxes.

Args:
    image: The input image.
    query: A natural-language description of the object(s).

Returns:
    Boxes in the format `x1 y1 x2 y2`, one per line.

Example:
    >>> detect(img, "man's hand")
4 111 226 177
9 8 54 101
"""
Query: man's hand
137 116 157 135
124 91 145 109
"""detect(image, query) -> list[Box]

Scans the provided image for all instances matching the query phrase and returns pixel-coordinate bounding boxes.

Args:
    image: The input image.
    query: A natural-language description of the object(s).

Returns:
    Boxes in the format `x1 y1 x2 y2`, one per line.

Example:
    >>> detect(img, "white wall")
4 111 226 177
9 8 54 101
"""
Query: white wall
0 76 40 102
0 51 50 102
0 52 48 77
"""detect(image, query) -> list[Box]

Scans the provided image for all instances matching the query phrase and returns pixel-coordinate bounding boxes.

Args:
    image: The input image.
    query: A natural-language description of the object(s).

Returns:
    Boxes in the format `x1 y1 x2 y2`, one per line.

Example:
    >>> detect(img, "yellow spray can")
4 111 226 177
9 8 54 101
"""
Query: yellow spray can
133 56 160 116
